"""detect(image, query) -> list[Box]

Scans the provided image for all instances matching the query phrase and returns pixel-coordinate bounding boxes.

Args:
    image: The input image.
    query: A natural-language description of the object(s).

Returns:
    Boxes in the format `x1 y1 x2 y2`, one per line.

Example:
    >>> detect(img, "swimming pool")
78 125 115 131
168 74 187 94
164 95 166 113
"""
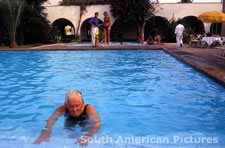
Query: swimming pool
0 50 225 148
68 43 149 47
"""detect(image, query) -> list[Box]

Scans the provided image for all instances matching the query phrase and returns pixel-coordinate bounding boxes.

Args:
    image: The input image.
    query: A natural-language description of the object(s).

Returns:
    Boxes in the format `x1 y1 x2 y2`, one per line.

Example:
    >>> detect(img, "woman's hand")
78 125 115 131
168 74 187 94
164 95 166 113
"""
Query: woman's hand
76 134 93 147
33 130 51 144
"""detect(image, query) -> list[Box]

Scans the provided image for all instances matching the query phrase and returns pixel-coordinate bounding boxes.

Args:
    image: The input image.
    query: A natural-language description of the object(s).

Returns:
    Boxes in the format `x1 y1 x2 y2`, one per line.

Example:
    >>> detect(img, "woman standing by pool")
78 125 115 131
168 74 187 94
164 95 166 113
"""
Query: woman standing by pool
103 12 112 47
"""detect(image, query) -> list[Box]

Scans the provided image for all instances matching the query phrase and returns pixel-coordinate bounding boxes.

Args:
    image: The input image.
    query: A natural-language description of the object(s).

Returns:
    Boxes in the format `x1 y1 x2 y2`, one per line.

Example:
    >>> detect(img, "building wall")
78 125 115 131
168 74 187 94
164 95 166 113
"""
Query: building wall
43 1 222 36
157 3 222 31
45 5 116 34
156 3 222 19
45 6 80 33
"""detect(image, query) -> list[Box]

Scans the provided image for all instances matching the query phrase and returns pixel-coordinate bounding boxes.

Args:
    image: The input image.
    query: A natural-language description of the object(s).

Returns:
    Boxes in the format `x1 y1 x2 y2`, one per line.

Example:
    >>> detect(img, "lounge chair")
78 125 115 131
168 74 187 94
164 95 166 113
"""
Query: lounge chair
190 34 207 48
210 40 223 48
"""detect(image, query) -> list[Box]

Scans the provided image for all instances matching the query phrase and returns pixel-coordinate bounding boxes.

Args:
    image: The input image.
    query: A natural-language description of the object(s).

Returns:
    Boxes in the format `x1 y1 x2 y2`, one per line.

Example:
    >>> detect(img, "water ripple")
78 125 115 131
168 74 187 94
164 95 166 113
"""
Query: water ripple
0 50 225 143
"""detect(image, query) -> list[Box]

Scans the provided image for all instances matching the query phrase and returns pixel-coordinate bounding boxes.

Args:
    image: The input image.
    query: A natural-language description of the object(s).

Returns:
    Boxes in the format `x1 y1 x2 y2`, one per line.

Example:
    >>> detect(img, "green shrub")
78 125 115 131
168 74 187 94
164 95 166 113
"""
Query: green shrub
99 29 104 42
183 27 196 43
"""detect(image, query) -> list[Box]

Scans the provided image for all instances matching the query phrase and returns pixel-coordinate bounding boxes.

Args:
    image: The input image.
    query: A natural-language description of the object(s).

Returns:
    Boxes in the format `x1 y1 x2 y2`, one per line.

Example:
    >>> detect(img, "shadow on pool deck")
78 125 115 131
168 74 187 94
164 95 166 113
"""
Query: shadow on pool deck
0 42 225 87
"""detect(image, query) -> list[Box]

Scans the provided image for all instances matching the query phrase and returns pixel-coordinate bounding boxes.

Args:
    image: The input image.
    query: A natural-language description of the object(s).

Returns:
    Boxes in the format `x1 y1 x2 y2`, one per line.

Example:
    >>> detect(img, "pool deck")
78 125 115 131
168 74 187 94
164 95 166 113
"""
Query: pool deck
1 42 225 87
164 45 225 88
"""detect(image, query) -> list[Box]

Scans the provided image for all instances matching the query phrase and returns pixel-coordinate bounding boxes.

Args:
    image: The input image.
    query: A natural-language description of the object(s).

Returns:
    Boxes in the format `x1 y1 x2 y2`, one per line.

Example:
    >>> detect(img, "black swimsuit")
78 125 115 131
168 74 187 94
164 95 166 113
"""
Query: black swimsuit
104 16 110 29
64 104 89 128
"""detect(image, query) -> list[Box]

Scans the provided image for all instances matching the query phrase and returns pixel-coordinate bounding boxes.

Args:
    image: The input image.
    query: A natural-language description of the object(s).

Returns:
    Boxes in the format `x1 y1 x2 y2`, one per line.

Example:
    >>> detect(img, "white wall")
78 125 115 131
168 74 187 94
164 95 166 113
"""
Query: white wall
43 0 61 6
156 3 222 20
156 3 222 32
45 6 80 32
43 2 223 34
82 5 115 26
44 5 115 34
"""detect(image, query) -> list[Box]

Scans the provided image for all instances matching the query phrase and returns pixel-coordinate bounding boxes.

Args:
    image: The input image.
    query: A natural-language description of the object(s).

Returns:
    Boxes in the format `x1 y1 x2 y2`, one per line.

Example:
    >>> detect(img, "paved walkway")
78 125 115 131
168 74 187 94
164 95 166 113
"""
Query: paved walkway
0 42 225 87
164 44 225 87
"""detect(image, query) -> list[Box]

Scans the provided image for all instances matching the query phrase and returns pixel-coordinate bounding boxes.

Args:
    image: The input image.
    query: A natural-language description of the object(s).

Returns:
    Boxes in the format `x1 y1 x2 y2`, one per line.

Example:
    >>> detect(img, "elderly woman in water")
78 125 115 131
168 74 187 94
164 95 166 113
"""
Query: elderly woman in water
33 90 101 147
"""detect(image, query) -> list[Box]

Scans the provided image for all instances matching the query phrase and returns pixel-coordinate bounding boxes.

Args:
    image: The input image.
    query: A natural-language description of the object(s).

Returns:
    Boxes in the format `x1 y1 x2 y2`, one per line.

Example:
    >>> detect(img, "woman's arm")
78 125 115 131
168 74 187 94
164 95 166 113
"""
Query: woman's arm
33 107 64 144
109 16 112 27
76 105 101 146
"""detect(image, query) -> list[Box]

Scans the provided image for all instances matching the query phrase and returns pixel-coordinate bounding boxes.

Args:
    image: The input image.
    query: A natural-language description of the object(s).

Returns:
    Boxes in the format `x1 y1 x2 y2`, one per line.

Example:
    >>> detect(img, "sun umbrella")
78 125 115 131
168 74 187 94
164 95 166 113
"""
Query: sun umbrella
198 11 225 23
198 11 225 35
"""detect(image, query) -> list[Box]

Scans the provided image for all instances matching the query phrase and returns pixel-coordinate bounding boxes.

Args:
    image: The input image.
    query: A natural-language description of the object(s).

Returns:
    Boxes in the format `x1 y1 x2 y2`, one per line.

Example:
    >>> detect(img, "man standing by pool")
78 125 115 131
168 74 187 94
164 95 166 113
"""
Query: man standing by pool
33 90 101 147
175 21 185 47
89 12 100 47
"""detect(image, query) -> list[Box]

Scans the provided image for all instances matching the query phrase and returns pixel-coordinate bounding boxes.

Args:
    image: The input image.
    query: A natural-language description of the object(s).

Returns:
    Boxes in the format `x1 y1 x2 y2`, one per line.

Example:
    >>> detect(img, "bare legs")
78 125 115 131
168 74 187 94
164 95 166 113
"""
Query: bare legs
104 27 110 46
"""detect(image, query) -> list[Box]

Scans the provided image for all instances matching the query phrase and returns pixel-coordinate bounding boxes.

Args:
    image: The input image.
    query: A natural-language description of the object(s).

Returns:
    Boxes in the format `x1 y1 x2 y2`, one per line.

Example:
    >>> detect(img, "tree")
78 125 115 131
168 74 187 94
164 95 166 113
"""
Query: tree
61 0 109 5
0 6 9 46
110 0 156 42
0 0 55 46
20 0 53 44
181 0 192 3
0 0 25 48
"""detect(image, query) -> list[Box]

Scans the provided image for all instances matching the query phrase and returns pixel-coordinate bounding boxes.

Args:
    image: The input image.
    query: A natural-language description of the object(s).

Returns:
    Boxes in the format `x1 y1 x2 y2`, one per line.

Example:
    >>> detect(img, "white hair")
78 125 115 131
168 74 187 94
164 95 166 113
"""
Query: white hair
65 90 84 104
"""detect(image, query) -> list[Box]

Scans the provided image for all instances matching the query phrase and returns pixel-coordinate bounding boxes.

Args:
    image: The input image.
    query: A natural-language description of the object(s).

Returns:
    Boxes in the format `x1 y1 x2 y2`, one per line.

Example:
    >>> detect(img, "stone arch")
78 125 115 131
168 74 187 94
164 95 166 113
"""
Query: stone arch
145 16 172 42
210 23 221 35
111 18 138 41
181 16 205 34
52 18 75 42
80 18 103 41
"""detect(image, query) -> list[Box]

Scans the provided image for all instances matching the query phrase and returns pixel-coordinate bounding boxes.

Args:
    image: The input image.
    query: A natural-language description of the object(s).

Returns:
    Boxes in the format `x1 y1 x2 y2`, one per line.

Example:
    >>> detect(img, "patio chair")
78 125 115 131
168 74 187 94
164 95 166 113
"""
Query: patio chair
196 34 207 48
190 34 208 48
201 41 209 48
190 34 203 48
190 34 198 47
221 37 225 45
210 40 223 48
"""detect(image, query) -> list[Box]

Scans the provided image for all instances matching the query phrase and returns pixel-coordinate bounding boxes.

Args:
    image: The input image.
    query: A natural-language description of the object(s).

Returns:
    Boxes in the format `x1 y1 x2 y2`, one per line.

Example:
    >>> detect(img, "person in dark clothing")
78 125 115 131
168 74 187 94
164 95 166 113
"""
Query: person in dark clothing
64 104 90 128
33 90 101 147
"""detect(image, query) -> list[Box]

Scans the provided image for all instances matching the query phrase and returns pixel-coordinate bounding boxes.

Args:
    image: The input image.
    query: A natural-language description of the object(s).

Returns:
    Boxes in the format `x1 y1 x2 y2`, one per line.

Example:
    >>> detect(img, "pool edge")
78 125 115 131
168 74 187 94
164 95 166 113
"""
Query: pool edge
163 47 225 88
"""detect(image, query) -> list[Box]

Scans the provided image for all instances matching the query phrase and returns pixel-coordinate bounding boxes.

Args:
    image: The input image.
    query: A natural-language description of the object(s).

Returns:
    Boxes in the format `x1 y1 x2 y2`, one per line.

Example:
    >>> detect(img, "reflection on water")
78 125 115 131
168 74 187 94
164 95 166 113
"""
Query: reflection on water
0 50 225 147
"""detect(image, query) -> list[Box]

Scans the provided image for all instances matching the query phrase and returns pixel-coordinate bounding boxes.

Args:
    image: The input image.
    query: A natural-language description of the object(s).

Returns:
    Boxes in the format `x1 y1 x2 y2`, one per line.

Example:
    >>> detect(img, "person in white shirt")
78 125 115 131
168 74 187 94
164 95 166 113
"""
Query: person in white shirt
89 12 100 47
175 21 185 47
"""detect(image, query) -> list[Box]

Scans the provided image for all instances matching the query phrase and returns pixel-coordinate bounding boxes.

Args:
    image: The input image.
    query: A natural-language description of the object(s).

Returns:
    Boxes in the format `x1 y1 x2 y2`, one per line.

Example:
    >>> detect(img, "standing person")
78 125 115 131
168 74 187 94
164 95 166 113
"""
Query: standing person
103 12 112 47
89 12 100 47
146 35 154 45
95 31 100 47
175 21 185 47
155 34 162 44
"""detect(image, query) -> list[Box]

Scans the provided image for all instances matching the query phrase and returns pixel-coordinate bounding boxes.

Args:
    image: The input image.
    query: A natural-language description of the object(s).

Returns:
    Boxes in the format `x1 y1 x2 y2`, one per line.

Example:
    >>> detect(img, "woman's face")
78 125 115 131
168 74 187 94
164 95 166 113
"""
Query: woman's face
66 96 84 117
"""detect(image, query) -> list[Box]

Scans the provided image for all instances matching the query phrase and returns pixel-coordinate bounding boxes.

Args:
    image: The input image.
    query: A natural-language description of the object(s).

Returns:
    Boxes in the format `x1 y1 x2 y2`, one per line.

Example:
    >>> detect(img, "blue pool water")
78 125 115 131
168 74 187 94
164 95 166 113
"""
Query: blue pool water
68 43 149 47
0 50 225 148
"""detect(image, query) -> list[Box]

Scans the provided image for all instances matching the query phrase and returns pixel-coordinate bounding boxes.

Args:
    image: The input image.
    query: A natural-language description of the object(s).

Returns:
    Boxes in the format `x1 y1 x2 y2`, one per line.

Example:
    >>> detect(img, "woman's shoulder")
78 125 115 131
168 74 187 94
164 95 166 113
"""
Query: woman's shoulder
57 104 66 113
104 16 110 19
86 104 97 114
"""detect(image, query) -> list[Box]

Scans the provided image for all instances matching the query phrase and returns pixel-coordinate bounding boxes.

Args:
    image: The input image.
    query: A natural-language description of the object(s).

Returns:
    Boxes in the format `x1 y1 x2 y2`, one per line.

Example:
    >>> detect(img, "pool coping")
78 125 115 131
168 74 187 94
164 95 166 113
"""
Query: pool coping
0 44 163 51
163 47 225 88
1 42 225 88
